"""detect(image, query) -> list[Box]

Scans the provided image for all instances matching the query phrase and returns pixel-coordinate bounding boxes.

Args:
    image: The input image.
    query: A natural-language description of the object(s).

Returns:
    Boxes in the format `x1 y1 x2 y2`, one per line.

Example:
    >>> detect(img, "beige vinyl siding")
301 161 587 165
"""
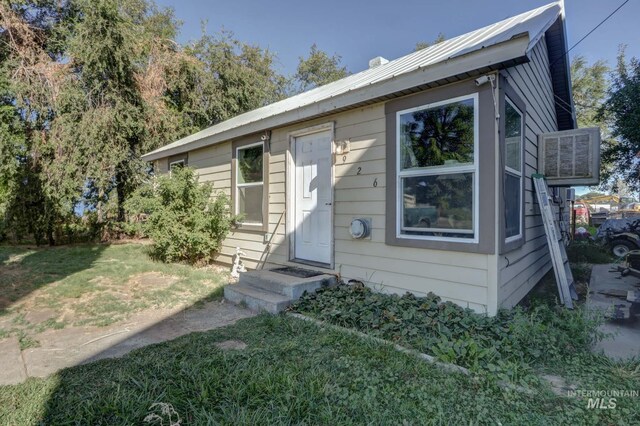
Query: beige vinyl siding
266 102 489 313
154 97 492 312
498 38 557 308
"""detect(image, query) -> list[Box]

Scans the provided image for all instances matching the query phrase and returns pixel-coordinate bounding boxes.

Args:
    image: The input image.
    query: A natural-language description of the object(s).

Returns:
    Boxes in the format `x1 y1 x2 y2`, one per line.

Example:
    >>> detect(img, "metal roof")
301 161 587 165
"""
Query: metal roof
143 2 565 161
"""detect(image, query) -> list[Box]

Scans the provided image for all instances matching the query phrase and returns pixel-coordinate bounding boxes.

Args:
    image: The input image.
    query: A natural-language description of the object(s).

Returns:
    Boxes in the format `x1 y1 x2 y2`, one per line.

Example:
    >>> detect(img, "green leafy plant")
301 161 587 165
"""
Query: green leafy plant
291 284 604 373
125 167 235 264
566 240 614 264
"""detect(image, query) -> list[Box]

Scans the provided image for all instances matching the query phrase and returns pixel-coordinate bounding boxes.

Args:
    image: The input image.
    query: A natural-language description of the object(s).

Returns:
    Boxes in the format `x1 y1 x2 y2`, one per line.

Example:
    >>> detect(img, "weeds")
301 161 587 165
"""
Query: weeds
566 240 614 264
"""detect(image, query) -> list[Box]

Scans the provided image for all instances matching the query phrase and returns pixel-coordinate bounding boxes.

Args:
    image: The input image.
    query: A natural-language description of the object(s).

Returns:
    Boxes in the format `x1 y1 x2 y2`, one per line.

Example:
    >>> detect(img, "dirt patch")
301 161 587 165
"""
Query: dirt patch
24 308 57 325
215 340 247 351
128 272 179 289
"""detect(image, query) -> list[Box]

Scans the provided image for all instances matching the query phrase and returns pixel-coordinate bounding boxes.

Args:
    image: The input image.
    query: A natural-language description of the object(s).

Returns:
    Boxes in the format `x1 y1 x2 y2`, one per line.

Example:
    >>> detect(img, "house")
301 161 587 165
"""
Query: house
142 2 577 315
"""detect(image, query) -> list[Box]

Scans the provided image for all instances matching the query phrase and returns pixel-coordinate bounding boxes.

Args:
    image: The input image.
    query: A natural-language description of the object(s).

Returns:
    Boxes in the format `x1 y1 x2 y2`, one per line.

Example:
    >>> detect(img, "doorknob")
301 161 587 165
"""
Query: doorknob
325 202 332 206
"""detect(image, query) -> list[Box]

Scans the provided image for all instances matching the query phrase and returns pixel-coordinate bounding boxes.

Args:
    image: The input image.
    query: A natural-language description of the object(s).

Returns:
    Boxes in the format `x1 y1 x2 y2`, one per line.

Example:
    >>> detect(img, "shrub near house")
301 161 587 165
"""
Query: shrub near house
125 167 235 264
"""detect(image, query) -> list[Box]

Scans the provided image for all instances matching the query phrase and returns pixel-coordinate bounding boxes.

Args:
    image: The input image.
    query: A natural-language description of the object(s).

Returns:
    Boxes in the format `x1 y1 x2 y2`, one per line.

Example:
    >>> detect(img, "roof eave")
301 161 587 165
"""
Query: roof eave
142 34 531 162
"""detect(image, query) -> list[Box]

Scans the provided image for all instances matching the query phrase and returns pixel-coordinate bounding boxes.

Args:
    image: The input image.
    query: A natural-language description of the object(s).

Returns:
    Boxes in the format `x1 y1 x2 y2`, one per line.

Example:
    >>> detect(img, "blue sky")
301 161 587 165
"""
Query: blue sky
155 0 639 76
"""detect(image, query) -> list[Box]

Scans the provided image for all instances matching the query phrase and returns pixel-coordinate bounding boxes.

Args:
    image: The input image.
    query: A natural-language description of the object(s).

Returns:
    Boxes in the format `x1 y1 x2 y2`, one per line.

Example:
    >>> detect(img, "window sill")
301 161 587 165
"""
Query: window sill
235 223 267 233
501 235 525 254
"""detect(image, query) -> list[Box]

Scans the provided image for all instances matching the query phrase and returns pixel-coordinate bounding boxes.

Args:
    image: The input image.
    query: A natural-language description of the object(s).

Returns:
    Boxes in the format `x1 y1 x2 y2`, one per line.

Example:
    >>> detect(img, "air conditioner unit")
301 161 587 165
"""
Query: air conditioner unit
538 127 601 186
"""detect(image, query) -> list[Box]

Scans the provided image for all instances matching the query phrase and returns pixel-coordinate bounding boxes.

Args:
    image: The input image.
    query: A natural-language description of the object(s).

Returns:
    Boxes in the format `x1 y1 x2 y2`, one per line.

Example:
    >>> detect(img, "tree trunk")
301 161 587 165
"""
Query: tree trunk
116 169 126 223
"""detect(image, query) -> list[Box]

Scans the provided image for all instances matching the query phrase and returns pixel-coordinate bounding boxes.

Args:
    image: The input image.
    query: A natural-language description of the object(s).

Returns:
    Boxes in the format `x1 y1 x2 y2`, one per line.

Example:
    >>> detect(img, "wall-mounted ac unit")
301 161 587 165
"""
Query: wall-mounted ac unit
538 127 601 187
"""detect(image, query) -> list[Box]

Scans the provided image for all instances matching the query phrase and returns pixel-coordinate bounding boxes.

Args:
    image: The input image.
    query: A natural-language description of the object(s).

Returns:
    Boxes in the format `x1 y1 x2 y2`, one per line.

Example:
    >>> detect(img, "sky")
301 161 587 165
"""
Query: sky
155 0 639 77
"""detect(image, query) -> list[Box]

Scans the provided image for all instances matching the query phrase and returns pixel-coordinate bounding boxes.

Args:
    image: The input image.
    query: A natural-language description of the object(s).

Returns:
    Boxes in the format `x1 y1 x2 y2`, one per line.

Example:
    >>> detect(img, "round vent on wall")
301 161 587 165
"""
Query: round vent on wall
350 218 371 239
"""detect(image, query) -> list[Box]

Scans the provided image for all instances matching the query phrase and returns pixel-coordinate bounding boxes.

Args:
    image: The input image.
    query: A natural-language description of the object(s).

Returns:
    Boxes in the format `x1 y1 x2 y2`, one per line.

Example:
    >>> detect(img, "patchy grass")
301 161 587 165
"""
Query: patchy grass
0 315 637 425
0 243 228 338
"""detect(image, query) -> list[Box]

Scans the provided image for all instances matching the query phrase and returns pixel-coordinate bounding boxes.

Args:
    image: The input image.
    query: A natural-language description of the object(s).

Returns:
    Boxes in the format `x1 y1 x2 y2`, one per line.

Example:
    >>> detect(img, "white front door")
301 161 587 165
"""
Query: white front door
294 131 333 265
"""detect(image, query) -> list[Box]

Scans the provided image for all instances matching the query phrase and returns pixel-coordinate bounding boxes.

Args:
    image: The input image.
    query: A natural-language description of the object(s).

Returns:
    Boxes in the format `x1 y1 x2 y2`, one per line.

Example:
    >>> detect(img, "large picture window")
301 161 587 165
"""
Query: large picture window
396 95 478 241
504 98 523 241
236 142 264 225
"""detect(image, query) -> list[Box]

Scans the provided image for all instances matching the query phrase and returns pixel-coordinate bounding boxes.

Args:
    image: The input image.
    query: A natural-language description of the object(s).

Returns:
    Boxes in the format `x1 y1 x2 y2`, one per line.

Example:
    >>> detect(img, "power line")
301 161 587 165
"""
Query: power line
551 0 630 68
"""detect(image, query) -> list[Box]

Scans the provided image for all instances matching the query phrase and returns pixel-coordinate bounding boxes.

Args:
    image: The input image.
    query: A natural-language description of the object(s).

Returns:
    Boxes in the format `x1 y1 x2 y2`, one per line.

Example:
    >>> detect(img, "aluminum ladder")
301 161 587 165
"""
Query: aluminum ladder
532 174 578 308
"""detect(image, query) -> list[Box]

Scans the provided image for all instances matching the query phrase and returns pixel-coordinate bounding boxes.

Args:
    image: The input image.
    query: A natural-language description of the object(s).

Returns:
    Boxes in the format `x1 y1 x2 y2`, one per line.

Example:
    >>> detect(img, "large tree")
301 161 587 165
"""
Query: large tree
294 43 349 92
599 50 640 192
189 30 288 123
571 55 609 128
1 0 292 243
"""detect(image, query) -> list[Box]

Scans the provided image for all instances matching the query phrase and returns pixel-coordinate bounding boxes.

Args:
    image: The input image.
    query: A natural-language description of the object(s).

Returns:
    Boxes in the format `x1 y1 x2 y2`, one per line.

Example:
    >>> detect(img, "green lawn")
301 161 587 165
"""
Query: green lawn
0 243 227 343
0 314 636 425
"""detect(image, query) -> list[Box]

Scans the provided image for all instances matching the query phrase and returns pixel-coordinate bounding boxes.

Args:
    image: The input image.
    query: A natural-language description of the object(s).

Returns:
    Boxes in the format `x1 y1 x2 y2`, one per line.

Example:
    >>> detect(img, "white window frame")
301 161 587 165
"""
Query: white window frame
235 141 265 226
505 97 523 243
395 93 479 243
169 159 185 173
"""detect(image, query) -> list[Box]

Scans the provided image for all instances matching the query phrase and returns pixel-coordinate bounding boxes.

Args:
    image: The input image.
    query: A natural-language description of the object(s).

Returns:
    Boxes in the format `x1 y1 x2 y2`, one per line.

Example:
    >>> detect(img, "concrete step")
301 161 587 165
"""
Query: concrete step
239 269 336 299
224 283 293 314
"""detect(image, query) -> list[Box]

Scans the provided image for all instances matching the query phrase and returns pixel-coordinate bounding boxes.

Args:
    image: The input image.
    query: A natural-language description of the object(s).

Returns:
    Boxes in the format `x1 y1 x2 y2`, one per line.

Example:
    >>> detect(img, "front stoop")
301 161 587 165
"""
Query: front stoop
224 269 337 314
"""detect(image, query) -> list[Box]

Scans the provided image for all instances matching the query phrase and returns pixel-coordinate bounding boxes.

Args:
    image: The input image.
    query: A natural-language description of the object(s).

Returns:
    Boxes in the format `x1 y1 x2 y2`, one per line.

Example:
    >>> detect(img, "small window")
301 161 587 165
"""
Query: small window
504 98 523 241
397 95 478 241
169 159 185 171
236 142 264 225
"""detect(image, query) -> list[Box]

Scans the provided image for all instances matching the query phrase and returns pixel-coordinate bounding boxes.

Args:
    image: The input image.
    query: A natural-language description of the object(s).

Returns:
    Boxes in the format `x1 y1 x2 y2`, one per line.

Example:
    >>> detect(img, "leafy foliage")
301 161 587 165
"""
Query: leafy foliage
566 240 614 264
125 167 234 264
294 43 349 92
1 0 339 244
599 50 640 192
571 55 609 128
291 284 604 374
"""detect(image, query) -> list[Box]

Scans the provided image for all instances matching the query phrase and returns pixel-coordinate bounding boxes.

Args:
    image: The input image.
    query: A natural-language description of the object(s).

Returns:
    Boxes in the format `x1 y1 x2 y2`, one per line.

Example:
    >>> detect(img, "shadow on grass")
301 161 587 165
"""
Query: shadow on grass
2 295 255 424
0 244 108 314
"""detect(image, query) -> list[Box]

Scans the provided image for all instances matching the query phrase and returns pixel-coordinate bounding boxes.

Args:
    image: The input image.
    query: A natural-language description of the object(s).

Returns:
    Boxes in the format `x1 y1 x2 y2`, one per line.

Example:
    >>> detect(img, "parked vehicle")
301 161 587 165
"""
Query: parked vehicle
596 218 640 257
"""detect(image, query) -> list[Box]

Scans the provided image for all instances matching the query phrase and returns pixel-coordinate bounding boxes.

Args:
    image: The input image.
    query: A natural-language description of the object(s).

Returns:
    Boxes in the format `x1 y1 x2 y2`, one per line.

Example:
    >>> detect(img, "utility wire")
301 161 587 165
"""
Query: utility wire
550 0 630 68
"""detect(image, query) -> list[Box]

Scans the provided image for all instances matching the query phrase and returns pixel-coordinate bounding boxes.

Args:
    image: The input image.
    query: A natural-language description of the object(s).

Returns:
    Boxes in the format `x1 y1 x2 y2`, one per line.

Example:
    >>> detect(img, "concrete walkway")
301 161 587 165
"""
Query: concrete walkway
0 300 255 385
589 264 640 359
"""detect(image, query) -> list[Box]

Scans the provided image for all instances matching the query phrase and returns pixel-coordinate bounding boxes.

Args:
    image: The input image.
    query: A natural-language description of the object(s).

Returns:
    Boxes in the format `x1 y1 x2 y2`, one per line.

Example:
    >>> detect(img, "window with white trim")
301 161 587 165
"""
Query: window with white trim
169 159 185 171
396 94 478 241
236 142 264 225
504 98 523 241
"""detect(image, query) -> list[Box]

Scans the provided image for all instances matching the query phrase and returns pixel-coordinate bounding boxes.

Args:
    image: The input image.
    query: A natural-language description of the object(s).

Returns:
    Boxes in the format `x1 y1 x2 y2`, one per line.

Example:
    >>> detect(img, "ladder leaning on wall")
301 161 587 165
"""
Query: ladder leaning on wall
532 174 578 308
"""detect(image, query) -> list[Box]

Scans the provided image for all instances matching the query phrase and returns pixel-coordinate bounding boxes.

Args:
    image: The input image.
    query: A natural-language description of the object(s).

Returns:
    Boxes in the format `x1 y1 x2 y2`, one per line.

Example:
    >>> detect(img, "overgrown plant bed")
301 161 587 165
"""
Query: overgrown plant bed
290 285 604 379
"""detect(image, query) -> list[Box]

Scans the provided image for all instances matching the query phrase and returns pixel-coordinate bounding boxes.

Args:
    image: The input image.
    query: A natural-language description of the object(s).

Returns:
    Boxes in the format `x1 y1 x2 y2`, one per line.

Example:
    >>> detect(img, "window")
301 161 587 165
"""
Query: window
169 159 185 171
168 153 188 173
236 142 265 225
396 95 478 241
504 98 523 241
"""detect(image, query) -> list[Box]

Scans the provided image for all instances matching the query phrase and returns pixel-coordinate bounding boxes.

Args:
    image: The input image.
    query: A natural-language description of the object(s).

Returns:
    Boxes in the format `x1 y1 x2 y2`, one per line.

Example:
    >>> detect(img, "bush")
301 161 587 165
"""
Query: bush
125 167 235 264
566 240 613 264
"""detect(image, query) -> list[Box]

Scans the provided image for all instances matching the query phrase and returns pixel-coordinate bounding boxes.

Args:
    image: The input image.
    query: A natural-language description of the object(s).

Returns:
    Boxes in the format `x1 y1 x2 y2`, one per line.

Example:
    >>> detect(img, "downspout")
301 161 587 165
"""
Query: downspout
487 72 501 316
